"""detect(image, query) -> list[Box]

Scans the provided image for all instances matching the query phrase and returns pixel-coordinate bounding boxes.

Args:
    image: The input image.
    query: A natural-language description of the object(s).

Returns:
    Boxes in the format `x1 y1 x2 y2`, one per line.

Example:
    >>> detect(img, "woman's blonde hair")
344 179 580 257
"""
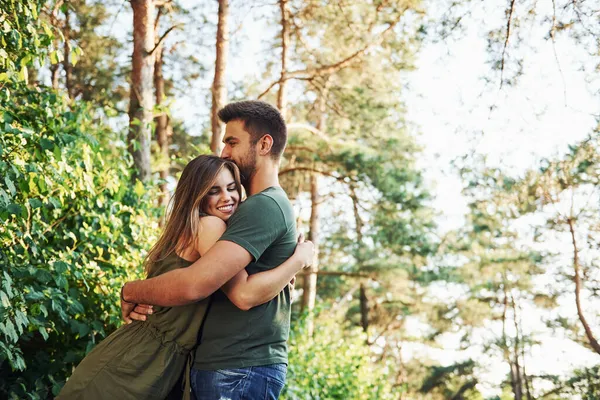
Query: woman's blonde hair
144 155 242 274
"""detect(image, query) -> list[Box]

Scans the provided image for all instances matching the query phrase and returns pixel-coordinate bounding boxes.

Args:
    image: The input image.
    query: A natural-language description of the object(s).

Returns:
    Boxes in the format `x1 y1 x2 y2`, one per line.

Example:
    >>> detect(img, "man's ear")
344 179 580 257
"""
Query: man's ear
258 134 274 156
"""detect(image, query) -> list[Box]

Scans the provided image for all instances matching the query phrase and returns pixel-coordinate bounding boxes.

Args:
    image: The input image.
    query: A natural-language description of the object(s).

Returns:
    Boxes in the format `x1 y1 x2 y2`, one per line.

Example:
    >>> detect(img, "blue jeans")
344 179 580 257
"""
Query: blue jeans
191 364 287 400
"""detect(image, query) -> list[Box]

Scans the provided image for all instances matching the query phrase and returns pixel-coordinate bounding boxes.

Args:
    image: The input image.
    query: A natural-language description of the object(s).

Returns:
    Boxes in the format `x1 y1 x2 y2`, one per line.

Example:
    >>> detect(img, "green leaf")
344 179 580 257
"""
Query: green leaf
28 198 42 208
53 261 68 274
15 310 28 333
7 204 22 215
40 138 54 150
0 290 10 307
18 65 28 84
4 320 18 342
49 196 61 209
4 176 16 196
134 180 145 197
36 269 52 284
39 326 49 340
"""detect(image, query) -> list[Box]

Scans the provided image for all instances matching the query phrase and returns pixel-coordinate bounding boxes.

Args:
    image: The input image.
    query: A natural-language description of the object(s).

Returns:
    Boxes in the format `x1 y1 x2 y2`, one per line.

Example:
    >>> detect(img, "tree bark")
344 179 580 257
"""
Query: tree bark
301 89 327 336
50 63 60 90
128 0 155 182
301 173 320 336
568 217 600 355
277 0 289 120
511 294 523 400
63 2 74 99
154 43 169 207
210 0 229 155
502 285 518 399
517 301 533 400
359 283 369 333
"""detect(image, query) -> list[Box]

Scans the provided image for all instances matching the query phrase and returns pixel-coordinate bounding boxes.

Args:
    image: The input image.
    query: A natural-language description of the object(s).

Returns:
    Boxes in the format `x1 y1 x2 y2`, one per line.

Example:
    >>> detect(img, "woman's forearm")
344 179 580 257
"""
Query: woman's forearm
223 255 304 310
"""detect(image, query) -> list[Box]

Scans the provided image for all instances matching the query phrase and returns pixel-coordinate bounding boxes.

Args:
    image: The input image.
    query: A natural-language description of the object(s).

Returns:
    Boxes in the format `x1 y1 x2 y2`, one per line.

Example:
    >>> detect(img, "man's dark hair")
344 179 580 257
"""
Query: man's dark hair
218 100 287 159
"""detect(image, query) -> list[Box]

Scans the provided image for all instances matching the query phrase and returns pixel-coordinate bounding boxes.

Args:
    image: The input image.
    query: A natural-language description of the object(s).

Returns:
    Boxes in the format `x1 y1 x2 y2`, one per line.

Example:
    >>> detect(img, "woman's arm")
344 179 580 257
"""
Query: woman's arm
194 217 313 311
221 238 313 310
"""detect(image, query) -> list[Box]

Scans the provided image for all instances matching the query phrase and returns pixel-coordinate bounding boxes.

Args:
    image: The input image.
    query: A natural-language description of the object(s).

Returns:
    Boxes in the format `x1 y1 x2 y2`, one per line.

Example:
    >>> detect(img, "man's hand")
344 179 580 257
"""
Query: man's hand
120 283 153 323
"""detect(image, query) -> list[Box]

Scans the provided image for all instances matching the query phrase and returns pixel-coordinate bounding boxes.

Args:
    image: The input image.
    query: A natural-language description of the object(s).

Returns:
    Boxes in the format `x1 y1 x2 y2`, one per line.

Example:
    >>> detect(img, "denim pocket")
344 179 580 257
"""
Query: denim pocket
265 376 285 399
216 367 250 378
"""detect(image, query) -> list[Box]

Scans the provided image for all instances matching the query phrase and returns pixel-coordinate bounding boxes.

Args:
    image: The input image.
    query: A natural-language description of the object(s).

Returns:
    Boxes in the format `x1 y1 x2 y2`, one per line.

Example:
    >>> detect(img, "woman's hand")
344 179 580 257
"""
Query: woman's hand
294 233 314 269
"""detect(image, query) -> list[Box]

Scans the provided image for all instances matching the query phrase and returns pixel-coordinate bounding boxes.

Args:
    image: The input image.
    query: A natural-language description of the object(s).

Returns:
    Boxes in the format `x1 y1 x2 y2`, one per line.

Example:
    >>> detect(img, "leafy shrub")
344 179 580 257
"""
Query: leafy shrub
0 85 160 399
283 311 399 400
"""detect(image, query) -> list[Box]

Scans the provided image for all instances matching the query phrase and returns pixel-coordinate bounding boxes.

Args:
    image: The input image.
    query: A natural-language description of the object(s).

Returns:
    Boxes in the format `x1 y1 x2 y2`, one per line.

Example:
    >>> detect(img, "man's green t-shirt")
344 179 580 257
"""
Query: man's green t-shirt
193 186 297 370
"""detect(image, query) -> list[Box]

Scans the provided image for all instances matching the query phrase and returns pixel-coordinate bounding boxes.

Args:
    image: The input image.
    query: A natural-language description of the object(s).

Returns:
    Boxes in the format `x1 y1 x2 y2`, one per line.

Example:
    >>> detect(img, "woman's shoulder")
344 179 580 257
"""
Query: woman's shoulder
199 215 227 235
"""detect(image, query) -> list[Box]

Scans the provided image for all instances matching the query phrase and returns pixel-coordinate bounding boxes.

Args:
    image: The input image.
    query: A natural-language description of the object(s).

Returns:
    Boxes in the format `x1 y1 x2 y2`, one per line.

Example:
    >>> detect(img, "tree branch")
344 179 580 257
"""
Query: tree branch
297 270 373 279
258 8 407 94
149 24 183 55
279 166 356 183
499 0 516 90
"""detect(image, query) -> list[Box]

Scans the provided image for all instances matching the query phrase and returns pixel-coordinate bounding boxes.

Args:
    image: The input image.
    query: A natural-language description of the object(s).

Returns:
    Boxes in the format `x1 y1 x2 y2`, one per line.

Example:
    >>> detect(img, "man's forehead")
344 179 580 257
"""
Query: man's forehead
223 121 249 141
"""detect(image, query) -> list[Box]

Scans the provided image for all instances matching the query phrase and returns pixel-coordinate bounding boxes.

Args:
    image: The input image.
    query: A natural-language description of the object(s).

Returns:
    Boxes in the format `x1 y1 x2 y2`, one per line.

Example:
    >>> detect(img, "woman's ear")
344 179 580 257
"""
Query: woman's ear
259 134 274 156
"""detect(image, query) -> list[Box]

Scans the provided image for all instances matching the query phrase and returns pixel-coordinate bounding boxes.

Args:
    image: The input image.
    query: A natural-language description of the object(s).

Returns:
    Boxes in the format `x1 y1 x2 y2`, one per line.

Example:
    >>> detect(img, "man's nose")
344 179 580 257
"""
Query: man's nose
221 146 230 159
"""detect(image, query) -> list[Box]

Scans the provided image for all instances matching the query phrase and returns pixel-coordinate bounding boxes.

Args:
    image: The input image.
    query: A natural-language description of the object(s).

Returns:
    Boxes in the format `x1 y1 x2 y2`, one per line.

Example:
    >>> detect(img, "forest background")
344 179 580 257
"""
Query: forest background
1 0 600 399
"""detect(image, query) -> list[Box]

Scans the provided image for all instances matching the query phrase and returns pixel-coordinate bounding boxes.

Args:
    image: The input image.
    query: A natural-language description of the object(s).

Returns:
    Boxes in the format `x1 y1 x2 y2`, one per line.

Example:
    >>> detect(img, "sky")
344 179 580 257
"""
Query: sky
108 0 599 396
402 1 599 396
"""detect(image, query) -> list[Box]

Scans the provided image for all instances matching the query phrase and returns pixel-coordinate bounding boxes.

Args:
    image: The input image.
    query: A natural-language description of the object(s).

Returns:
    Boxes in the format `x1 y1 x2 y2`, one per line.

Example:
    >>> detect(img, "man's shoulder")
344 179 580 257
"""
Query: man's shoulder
240 187 292 212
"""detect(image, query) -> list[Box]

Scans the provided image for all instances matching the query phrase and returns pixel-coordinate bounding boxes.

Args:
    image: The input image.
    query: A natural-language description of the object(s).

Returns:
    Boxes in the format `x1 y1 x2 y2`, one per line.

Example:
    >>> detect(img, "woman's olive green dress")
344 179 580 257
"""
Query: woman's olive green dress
57 253 209 400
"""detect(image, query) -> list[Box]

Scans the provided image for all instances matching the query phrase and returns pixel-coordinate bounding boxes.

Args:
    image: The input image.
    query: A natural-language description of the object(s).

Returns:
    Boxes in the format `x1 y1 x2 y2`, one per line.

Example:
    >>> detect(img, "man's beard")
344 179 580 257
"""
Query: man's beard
236 150 257 189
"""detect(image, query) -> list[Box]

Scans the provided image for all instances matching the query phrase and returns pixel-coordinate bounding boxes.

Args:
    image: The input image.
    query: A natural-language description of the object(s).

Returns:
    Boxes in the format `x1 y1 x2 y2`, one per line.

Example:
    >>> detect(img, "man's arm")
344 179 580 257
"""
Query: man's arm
122 240 253 307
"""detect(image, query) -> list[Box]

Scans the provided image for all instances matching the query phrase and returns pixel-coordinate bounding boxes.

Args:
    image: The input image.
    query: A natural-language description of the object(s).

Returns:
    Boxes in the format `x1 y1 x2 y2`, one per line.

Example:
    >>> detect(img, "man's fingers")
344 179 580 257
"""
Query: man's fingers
297 232 305 243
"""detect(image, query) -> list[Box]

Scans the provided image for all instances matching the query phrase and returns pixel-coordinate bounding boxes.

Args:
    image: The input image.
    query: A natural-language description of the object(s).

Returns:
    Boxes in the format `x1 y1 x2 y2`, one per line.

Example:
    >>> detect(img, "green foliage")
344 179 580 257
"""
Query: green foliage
558 365 600 400
0 0 53 83
282 311 399 400
0 84 159 399
419 360 482 399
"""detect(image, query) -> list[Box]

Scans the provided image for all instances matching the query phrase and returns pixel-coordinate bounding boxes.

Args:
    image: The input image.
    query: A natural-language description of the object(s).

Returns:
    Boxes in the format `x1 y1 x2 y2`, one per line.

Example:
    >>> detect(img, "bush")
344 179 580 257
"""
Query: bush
0 85 160 399
282 311 399 400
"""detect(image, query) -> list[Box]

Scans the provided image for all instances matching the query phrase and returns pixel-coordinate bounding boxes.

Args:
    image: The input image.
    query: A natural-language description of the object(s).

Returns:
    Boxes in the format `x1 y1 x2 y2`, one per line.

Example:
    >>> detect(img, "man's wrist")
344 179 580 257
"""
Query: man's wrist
121 283 133 304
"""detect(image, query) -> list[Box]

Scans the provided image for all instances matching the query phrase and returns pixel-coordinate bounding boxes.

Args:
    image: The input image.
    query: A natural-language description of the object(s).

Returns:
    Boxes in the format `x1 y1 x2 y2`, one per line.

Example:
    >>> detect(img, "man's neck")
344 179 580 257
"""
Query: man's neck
246 161 280 196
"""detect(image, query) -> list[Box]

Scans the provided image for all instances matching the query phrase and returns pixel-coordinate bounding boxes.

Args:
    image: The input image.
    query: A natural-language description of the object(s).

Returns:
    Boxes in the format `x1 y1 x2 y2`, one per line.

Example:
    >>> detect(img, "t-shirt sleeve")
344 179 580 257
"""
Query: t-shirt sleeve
219 194 286 261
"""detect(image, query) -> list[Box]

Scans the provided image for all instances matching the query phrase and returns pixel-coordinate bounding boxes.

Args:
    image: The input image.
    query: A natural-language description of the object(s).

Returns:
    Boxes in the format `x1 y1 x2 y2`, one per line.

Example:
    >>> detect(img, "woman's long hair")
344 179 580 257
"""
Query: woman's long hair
144 155 242 274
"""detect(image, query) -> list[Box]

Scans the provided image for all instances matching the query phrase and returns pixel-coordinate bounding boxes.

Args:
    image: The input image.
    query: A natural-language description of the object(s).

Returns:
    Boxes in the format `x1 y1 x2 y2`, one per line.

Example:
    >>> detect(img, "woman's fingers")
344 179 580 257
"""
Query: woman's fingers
133 304 153 315
297 232 305 243
128 311 148 322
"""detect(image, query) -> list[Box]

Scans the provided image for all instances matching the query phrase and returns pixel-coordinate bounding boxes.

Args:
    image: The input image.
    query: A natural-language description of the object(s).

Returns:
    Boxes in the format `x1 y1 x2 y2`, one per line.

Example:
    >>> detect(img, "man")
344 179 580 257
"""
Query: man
121 100 302 399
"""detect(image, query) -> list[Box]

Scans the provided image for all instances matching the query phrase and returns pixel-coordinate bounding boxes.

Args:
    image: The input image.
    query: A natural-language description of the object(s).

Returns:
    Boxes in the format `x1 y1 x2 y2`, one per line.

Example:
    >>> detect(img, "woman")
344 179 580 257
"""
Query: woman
58 155 312 399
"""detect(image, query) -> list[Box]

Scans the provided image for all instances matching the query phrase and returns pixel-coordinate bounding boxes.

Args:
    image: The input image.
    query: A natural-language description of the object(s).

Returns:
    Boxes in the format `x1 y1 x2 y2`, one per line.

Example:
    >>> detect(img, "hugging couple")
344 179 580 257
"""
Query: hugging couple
58 100 315 400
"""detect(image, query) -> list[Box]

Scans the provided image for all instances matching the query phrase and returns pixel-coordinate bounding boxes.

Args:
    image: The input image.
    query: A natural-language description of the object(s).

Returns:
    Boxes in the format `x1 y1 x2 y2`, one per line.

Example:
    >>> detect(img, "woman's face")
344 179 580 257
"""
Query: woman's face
204 168 240 221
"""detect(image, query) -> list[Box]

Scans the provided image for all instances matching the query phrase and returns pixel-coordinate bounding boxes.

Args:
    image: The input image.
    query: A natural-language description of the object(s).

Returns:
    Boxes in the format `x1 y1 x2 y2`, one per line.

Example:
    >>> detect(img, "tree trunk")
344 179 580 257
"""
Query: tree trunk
517 301 533 400
277 0 289 120
154 44 169 207
511 294 523 400
301 90 327 336
359 283 369 333
50 63 60 90
302 173 320 336
567 217 600 355
502 285 518 399
128 0 155 182
210 0 229 155
63 2 74 99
